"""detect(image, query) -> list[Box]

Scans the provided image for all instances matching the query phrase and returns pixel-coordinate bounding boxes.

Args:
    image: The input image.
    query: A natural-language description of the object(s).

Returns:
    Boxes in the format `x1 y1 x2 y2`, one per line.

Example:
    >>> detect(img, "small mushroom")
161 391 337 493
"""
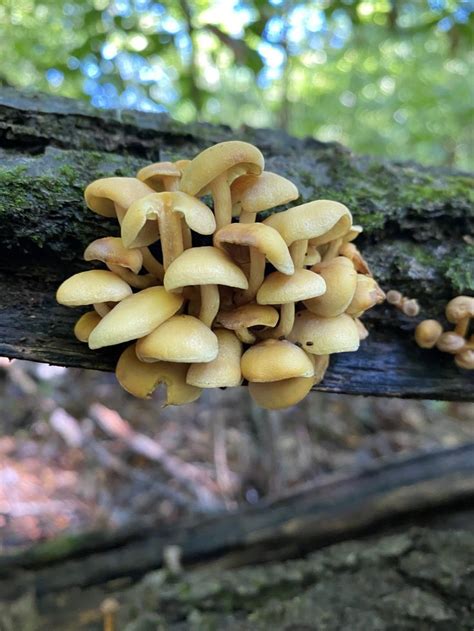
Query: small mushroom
257 268 327 338
345 273 385 317
164 247 248 327
386 290 403 306
288 311 360 355
186 329 243 388
121 192 216 269
436 331 466 354
230 171 299 223
74 311 101 343
214 222 294 303
263 200 352 268
84 177 159 247
455 349 474 370
180 141 264 230
56 270 132 307
116 344 202 404
248 376 314 410
88 286 183 350
136 315 218 363
304 257 357 318
241 339 314 382
215 304 279 344
400 297 420 317
84 237 156 289
415 319 443 349
445 296 474 337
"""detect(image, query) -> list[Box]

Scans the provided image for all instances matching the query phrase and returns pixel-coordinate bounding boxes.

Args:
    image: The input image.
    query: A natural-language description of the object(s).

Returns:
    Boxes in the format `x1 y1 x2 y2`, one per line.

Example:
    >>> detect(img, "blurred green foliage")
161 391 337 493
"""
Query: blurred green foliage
0 0 472 169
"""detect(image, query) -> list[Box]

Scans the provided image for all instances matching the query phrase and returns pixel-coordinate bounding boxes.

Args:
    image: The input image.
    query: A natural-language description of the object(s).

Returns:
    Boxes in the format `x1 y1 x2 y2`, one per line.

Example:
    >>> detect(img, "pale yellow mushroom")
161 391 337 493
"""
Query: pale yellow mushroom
345 273 385 317
248 377 314 410
230 171 298 223
186 329 243 388
88 286 183 350
74 311 101 343
446 296 474 337
136 315 218 363
116 344 201 404
164 247 248 328
241 339 314 382
180 141 264 230
305 257 357 318
455 349 474 370
215 304 279 344
415 320 443 349
289 311 360 355
56 270 132 307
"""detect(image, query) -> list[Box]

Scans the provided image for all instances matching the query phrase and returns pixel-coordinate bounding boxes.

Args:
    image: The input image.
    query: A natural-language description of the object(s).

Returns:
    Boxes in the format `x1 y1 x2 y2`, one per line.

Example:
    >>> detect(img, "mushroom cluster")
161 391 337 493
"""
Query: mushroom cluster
57 141 385 409
415 296 474 370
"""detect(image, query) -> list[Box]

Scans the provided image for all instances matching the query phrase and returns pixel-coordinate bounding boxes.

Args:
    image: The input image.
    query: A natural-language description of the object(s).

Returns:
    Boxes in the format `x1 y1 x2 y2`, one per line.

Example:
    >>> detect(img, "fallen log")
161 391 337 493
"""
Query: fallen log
0 88 473 399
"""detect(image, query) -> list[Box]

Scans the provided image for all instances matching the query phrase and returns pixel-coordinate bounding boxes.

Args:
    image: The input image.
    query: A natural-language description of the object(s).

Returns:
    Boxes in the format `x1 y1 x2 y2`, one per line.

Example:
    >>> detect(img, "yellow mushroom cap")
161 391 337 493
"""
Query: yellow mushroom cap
84 177 154 218
248 376 314 410
56 270 132 307
263 200 352 246
343 225 363 242
88 286 183 350
215 304 279 330
230 171 299 214
84 237 143 273
164 246 248 292
186 329 243 388
136 315 218 363
257 268 326 305
121 191 216 249
74 311 101 342
137 162 181 191
455 349 474 370
445 296 474 323
436 332 466 354
241 339 314 382
345 273 385 317
288 311 360 355
180 141 264 196
116 344 201 404
414 319 443 349
304 257 357 317
214 223 294 275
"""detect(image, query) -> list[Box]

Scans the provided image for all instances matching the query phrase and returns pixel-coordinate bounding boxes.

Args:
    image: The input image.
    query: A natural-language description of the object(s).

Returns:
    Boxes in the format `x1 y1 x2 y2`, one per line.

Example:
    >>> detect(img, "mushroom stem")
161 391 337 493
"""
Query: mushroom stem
262 302 295 340
212 172 232 230
236 327 256 344
199 284 220 328
159 194 184 270
289 240 307 268
455 317 470 338
239 210 257 224
238 248 266 304
322 237 343 262
107 264 157 289
140 247 164 281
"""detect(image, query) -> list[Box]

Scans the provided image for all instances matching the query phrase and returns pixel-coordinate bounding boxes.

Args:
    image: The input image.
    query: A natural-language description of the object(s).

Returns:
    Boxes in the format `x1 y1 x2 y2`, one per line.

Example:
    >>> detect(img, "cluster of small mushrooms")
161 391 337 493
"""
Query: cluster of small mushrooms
57 141 386 409
415 296 474 370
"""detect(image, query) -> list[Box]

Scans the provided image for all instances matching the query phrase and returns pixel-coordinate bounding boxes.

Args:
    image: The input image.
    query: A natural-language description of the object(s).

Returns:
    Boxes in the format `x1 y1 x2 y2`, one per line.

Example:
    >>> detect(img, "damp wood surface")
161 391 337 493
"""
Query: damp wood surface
0 88 473 400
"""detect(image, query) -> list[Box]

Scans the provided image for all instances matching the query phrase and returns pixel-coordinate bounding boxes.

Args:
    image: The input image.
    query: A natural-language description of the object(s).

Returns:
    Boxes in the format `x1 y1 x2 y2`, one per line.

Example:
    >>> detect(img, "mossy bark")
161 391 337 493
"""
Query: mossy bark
0 88 472 399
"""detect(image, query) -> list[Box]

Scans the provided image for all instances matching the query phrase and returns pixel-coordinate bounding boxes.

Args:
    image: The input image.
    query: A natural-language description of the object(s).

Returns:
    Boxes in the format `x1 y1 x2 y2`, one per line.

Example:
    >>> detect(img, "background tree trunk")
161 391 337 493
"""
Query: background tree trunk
0 88 472 400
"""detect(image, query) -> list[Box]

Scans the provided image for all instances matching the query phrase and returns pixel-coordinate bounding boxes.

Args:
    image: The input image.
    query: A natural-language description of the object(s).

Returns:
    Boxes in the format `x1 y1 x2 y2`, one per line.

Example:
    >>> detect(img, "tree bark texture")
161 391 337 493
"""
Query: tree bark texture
0 88 472 399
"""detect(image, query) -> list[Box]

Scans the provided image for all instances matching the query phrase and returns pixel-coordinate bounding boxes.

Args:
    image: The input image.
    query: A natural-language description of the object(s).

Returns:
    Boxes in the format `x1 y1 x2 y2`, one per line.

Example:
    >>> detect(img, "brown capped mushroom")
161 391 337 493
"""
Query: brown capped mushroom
88 286 183 350
74 311 101 343
345 273 385 317
116 344 201 404
180 141 264 230
241 339 314 382
415 319 443 349
186 329 243 388
263 200 352 268
121 192 215 269
289 311 360 355
215 304 279 344
164 247 248 327
305 257 357 318
257 268 327 338
56 270 132 307
84 236 156 289
230 171 299 223
446 296 474 337
136 315 218 363
214 222 294 303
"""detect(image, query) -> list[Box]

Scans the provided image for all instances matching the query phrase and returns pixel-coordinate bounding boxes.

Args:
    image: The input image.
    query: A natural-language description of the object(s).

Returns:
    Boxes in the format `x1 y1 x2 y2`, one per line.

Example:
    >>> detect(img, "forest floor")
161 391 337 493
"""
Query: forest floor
1 357 474 553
